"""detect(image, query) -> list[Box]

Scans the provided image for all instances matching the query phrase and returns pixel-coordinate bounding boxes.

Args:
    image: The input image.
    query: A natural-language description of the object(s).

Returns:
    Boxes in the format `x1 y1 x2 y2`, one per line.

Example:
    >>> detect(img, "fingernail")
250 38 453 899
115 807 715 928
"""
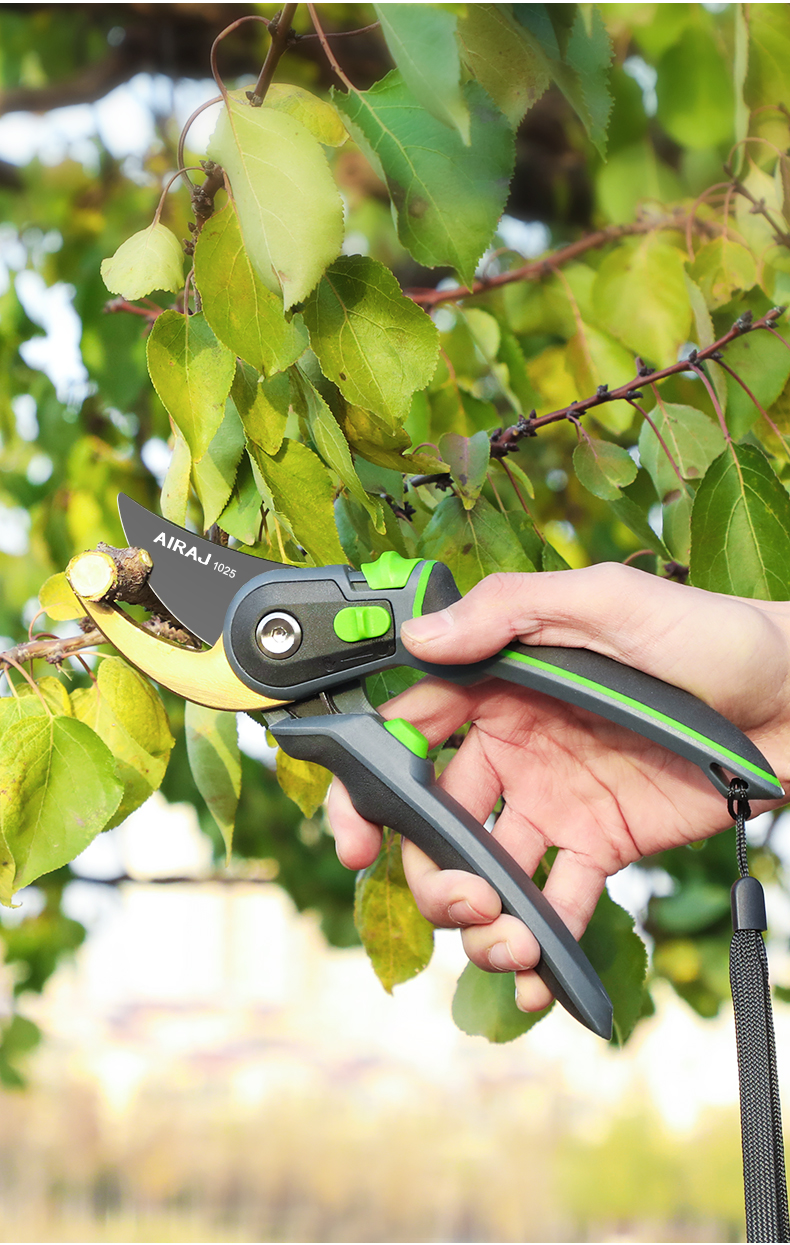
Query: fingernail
488 942 516 971
448 900 486 926
401 609 454 646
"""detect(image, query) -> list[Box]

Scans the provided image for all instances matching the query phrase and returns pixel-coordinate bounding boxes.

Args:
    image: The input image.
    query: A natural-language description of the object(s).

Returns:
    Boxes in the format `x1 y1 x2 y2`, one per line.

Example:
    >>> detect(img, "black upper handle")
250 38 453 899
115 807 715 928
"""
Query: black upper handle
269 710 614 1040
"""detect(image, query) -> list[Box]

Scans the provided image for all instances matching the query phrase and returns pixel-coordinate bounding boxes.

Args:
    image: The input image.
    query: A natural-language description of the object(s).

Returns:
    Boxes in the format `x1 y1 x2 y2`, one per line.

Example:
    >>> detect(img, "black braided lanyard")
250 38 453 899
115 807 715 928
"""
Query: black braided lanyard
728 778 790 1242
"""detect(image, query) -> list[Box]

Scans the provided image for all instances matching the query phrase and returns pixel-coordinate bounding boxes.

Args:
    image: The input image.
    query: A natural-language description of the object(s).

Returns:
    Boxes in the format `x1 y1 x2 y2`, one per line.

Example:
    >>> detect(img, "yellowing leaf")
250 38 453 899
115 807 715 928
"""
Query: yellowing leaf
264 83 347 146
689 237 758 310
70 656 174 828
194 200 308 376
456 4 550 128
146 310 235 461
0 715 122 904
185 703 240 861
160 427 191 526
355 831 434 993
100 222 184 300
207 93 344 310
275 748 330 819
592 235 691 364
39 572 83 622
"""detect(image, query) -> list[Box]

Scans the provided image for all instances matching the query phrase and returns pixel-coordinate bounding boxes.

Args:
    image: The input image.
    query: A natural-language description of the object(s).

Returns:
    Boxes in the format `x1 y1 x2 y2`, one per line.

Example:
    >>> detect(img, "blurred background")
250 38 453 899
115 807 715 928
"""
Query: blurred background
2 3 790 1241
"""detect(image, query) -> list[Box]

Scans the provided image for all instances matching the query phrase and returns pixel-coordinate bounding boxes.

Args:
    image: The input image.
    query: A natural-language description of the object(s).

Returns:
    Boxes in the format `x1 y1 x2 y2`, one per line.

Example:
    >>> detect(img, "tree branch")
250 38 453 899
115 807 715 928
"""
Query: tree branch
406 212 718 309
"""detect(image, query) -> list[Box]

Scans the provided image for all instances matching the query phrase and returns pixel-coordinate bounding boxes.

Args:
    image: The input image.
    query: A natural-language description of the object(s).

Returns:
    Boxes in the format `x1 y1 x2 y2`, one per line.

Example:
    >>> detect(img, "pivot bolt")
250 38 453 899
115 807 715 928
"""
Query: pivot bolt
255 611 302 659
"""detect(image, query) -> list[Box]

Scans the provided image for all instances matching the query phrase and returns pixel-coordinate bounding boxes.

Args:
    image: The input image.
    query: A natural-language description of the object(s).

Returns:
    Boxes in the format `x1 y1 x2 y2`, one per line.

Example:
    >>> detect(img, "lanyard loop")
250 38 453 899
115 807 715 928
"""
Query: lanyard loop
728 778 790 1242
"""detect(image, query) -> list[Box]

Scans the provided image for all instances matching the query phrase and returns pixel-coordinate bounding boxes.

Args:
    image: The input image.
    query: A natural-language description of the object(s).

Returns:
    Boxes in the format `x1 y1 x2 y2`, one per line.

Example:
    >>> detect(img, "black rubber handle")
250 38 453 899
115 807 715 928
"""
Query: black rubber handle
269 711 614 1040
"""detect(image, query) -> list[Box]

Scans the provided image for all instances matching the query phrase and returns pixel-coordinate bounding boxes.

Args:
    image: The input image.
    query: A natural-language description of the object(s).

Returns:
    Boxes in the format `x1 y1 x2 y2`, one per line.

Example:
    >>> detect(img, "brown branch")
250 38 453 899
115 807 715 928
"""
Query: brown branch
407 213 717 309
726 166 790 249
249 4 300 105
486 308 785 453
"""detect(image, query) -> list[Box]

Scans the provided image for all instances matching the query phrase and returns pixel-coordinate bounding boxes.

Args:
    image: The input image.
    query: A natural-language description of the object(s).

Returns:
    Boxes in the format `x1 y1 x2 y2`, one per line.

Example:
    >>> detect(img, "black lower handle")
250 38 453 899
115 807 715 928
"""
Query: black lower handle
270 711 613 1040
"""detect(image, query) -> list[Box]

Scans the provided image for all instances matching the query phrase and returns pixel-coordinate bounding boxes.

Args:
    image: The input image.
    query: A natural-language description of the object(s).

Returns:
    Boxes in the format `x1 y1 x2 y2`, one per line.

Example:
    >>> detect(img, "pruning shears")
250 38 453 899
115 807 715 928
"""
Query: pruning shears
67 495 784 1042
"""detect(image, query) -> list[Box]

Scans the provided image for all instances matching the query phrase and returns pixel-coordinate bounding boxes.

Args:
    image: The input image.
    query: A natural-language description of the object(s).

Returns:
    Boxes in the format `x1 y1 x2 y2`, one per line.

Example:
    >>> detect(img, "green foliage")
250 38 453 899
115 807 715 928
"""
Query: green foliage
3 2 790 1054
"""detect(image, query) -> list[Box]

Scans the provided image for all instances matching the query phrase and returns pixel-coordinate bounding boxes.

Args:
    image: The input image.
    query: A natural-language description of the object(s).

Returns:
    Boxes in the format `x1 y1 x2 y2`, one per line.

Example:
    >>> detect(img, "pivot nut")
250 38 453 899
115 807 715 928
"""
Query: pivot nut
255 611 302 659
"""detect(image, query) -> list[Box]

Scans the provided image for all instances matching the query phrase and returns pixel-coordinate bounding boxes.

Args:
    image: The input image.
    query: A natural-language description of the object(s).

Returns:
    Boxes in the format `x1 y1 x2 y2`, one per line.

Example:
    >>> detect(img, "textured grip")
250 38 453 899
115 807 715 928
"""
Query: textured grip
270 711 613 1040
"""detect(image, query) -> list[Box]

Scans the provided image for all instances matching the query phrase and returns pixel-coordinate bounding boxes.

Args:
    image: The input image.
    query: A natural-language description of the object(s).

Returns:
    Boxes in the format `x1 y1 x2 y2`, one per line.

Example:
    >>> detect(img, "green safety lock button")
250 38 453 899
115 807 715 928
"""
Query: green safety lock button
333 604 392 643
383 718 430 758
360 550 423 590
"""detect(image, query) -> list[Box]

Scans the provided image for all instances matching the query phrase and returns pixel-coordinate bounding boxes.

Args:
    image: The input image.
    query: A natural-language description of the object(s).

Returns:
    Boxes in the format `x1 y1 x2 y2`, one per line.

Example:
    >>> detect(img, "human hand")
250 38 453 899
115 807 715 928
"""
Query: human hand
328 564 790 1013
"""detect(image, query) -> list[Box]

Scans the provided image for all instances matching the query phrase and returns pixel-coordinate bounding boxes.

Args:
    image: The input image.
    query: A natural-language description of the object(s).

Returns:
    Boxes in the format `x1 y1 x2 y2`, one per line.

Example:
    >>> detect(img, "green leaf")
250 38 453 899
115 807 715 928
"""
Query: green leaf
637 403 725 501
232 362 290 457
438 430 490 509
334 74 514 288
302 255 439 427
207 92 344 310
456 4 550 128
592 235 691 364
70 656 174 828
218 452 263 546
365 665 424 709
146 310 235 461
514 5 613 156
184 703 240 861
100 223 184 301
579 887 647 1046
192 398 246 530
542 541 571 572
608 492 671 561
160 427 191 526
38 572 82 622
0 715 122 904
573 438 637 500
688 238 758 311
194 201 308 376
247 438 346 566
355 831 434 993
452 962 553 1041
690 443 790 599
418 495 534 593
275 748 331 819
375 4 469 142
290 367 383 530
0 1015 41 1088
656 27 734 150
718 329 790 441
263 83 347 146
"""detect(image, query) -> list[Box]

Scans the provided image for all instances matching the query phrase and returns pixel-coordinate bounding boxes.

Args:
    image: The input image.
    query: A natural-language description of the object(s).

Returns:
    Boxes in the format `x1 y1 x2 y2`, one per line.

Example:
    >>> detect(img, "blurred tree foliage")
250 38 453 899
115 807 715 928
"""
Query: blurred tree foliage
2 2 790 1078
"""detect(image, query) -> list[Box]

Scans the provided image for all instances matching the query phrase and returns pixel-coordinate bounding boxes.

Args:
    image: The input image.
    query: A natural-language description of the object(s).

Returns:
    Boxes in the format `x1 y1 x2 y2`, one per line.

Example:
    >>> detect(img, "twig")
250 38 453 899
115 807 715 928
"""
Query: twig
407 214 718 309
307 3 356 91
486 308 786 452
249 4 300 105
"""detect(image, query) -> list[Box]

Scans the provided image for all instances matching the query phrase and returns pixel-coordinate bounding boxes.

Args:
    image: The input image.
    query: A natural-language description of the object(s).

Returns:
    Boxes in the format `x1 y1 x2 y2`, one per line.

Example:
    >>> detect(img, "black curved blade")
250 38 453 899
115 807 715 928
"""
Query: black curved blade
118 494 281 645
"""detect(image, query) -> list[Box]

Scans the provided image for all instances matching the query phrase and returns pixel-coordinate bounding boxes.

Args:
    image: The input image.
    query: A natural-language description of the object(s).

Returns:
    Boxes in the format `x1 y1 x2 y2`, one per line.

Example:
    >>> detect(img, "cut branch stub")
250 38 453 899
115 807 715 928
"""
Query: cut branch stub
67 546 154 605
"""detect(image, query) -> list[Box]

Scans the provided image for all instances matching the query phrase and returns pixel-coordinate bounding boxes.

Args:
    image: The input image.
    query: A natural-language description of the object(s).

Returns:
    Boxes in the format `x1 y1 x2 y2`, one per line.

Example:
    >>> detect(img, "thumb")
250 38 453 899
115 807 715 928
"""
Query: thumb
401 565 656 665
398 564 781 717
